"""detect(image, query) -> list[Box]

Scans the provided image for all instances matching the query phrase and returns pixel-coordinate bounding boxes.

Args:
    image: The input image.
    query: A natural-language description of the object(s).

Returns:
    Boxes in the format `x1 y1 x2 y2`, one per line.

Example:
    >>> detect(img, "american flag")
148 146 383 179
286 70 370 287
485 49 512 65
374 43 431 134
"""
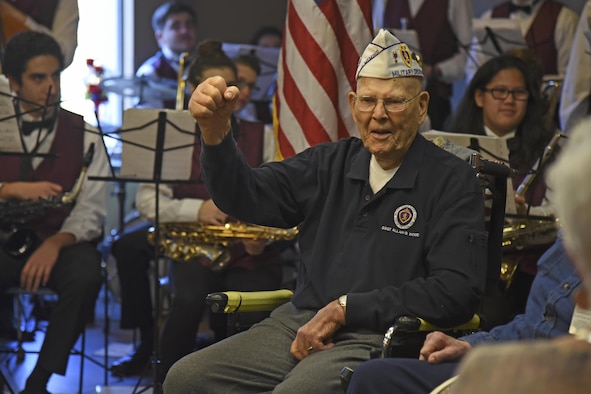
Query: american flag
274 0 373 159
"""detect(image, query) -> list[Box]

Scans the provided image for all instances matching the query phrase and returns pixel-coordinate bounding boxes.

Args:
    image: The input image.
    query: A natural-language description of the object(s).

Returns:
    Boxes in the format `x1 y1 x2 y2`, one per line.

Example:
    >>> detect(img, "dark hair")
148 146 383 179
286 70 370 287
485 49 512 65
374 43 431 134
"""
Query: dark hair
234 54 261 76
187 40 237 86
152 1 196 32
251 26 282 46
2 31 64 84
446 54 552 170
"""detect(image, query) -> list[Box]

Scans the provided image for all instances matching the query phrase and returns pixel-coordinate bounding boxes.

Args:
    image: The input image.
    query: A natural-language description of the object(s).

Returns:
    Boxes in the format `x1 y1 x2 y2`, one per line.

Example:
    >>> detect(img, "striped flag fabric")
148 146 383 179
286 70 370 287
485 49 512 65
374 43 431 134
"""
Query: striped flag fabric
274 0 374 159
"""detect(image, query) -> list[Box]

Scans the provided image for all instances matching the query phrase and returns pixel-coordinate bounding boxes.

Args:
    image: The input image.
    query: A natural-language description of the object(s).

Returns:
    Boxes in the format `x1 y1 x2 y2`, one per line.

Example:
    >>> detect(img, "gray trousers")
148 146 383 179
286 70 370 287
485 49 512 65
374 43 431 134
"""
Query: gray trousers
163 302 384 394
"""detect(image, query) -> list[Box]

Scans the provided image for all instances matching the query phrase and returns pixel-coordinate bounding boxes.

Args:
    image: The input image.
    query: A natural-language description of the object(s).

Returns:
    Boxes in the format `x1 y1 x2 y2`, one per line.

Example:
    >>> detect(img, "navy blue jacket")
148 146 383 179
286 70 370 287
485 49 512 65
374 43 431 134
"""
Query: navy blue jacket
201 133 487 331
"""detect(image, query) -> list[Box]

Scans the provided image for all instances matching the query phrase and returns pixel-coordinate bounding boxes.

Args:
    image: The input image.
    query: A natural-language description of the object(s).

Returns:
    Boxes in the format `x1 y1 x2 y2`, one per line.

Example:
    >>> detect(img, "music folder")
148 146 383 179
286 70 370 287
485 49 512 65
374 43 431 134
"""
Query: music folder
422 129 517 214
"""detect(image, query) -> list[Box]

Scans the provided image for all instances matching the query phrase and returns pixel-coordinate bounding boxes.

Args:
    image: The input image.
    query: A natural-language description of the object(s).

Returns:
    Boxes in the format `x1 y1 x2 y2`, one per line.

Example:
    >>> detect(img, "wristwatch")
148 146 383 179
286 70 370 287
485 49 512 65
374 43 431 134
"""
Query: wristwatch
338 295 347 314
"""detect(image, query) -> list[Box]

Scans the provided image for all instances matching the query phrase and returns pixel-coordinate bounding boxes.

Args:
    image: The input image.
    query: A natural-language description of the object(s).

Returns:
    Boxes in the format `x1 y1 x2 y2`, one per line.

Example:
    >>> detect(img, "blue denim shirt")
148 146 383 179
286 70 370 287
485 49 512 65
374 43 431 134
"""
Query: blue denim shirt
463 235 580 346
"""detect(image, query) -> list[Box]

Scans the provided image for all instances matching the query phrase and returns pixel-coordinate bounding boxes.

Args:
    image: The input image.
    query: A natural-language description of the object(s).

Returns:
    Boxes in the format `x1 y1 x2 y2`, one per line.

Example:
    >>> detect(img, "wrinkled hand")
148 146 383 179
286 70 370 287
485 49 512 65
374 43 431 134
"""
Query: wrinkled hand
1 181 62 200
291 300 345 360
198 199 228 225
189 76 240 145
419 331 472 364
242 239 267 255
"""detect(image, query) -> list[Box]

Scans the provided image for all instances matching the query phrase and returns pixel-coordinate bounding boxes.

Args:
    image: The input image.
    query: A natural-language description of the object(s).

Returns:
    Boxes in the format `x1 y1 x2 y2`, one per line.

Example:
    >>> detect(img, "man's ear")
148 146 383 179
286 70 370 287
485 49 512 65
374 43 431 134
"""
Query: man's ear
347 91 358 122
155 31 163 46
418 91 430 124
7 76 20 95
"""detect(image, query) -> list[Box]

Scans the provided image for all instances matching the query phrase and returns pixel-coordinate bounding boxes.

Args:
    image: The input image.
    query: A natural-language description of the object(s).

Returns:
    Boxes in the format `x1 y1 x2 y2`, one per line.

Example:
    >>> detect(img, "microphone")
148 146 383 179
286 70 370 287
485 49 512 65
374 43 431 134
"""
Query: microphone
470 153 519 178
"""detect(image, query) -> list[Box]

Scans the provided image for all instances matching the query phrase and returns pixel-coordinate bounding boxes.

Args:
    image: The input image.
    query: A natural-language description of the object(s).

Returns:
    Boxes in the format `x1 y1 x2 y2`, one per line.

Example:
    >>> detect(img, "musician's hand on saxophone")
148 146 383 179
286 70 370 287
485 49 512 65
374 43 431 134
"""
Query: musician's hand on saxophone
198 199 228 225
514 193 528 215
20 232 75 292
0 181 63 200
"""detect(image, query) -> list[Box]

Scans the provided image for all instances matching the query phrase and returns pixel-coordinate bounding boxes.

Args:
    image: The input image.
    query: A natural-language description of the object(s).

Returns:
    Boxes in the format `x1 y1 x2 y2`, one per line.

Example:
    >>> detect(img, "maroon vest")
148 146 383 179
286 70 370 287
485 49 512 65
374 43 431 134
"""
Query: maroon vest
173 119 265 199
173 119 273 270
383 0 455 97
150 51 178 109
492 0 560 75
0 110 84 240
11 0 59 29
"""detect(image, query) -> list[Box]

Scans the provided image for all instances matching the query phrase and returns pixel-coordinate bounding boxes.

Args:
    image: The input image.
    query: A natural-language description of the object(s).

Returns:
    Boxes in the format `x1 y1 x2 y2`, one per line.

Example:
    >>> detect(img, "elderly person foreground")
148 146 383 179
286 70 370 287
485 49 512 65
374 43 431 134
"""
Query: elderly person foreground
163 29 487 393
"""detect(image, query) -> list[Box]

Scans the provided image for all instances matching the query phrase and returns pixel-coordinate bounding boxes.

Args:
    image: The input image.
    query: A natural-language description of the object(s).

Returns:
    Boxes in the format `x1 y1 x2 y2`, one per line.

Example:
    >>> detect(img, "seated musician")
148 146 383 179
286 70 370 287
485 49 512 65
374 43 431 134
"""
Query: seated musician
450 116 591 394
0 0 78 68
0 31 109 393
135 1 198 109
109 40 295 384
444 54 560 318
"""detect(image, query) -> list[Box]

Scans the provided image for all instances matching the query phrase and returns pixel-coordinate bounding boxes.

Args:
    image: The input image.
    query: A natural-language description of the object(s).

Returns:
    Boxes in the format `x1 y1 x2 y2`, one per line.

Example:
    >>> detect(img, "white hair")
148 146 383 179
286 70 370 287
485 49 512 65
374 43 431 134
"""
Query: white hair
547 116 591 273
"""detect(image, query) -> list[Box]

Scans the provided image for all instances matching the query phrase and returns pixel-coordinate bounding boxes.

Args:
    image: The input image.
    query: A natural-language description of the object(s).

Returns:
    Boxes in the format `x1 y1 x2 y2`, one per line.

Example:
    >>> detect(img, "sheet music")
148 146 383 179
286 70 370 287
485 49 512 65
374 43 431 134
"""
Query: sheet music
468 18 527 75
119 108 195 181
0 75 23 153
422 130 517 214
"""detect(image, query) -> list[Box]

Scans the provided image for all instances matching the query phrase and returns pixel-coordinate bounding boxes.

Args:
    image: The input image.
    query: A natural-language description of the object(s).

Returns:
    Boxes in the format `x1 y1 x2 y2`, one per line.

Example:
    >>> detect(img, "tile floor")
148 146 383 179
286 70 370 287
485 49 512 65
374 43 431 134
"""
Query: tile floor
0 285 197 394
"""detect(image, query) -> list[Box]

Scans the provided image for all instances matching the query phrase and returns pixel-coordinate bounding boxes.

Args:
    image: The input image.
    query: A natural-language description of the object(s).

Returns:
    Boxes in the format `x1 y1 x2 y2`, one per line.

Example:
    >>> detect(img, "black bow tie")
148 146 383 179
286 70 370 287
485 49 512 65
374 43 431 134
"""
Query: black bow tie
21 118 55 136
509 1 538 15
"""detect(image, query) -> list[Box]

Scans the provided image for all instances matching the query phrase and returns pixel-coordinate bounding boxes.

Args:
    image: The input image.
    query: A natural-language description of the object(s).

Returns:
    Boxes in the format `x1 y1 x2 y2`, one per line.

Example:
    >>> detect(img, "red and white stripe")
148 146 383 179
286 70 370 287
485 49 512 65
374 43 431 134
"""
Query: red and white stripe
274 0 373 159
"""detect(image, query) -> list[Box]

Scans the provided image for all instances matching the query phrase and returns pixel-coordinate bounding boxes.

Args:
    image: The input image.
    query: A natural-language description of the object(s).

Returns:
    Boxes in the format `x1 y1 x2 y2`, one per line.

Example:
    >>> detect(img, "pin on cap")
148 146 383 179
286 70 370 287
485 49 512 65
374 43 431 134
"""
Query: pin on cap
356 29 423 80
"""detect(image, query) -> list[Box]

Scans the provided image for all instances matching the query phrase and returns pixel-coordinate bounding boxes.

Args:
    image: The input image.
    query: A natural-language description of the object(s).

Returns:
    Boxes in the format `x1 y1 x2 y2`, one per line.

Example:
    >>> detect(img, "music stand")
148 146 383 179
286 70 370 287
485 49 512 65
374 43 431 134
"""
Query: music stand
466 18 527 80
422 130 517 215
90 107 197 394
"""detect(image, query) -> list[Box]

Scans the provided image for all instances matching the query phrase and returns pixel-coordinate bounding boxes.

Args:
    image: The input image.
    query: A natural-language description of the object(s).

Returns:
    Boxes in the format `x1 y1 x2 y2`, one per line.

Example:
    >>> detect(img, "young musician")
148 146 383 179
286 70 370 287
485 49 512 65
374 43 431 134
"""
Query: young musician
0 31 108 393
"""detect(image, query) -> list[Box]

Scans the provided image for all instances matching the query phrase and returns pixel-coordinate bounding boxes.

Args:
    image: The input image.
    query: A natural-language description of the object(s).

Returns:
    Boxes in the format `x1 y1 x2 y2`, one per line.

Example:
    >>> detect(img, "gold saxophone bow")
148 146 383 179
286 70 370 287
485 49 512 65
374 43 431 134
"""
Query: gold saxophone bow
147 222 299 271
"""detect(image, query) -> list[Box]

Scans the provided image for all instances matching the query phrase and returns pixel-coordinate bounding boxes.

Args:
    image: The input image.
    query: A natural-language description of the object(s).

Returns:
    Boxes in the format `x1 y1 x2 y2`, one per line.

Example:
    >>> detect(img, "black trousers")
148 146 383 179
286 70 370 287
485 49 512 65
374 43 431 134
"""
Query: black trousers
111 225 284 379
0 242 102 375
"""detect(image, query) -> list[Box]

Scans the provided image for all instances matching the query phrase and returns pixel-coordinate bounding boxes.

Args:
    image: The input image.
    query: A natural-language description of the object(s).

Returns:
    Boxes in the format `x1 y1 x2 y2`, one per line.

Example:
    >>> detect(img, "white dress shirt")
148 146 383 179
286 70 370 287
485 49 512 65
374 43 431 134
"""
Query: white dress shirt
559 0 591 133
372 0 474 83
18 110 109 242
23 0 79 68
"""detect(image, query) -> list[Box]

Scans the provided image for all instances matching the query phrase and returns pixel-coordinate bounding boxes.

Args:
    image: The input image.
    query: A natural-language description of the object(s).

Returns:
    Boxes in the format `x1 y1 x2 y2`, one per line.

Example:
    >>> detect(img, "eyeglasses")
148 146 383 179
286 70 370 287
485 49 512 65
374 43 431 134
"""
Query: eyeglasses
352 92 421 113
481 87 529 101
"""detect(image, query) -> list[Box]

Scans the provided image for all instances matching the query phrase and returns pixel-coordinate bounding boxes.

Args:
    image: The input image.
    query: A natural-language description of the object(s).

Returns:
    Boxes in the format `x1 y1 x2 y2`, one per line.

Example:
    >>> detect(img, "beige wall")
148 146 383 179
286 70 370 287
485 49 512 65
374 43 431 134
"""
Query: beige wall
134 0 288 70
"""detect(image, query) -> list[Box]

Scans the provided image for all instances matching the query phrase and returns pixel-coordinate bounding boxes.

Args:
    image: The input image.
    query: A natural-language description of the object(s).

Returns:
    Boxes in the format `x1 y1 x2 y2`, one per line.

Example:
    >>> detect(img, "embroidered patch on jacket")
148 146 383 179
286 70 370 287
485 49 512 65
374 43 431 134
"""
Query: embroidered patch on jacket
394 204 417 230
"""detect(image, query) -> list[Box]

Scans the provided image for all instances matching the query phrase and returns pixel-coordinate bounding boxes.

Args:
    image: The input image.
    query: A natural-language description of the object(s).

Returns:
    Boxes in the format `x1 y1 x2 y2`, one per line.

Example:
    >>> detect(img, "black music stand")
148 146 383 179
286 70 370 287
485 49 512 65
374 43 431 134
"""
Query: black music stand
469 18 527 70
0 87 111 393
90 108 197 394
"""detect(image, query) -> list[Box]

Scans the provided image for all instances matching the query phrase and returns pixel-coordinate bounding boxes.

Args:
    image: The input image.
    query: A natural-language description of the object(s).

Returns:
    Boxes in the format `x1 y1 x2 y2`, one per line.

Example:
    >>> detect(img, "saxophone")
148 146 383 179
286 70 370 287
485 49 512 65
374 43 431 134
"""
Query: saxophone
501 132 564 288
0 143 95 257
147 221 299 271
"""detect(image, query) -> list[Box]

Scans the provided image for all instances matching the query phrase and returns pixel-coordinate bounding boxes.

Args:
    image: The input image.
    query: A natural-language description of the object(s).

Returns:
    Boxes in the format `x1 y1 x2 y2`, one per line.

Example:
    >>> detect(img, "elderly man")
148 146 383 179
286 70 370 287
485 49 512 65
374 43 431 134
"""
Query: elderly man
163 29 487 393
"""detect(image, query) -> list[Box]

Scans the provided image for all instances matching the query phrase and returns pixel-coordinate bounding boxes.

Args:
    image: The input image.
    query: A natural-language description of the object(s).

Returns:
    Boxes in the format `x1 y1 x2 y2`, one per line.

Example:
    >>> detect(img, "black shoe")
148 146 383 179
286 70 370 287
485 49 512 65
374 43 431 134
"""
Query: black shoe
20 389 51 394
110 347 152 377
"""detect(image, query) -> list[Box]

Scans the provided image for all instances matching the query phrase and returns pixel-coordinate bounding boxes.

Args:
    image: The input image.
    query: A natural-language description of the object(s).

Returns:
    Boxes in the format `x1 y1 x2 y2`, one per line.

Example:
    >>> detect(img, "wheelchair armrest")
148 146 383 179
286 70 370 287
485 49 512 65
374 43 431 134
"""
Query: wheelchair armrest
206 289 294 314
381 314 483 358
